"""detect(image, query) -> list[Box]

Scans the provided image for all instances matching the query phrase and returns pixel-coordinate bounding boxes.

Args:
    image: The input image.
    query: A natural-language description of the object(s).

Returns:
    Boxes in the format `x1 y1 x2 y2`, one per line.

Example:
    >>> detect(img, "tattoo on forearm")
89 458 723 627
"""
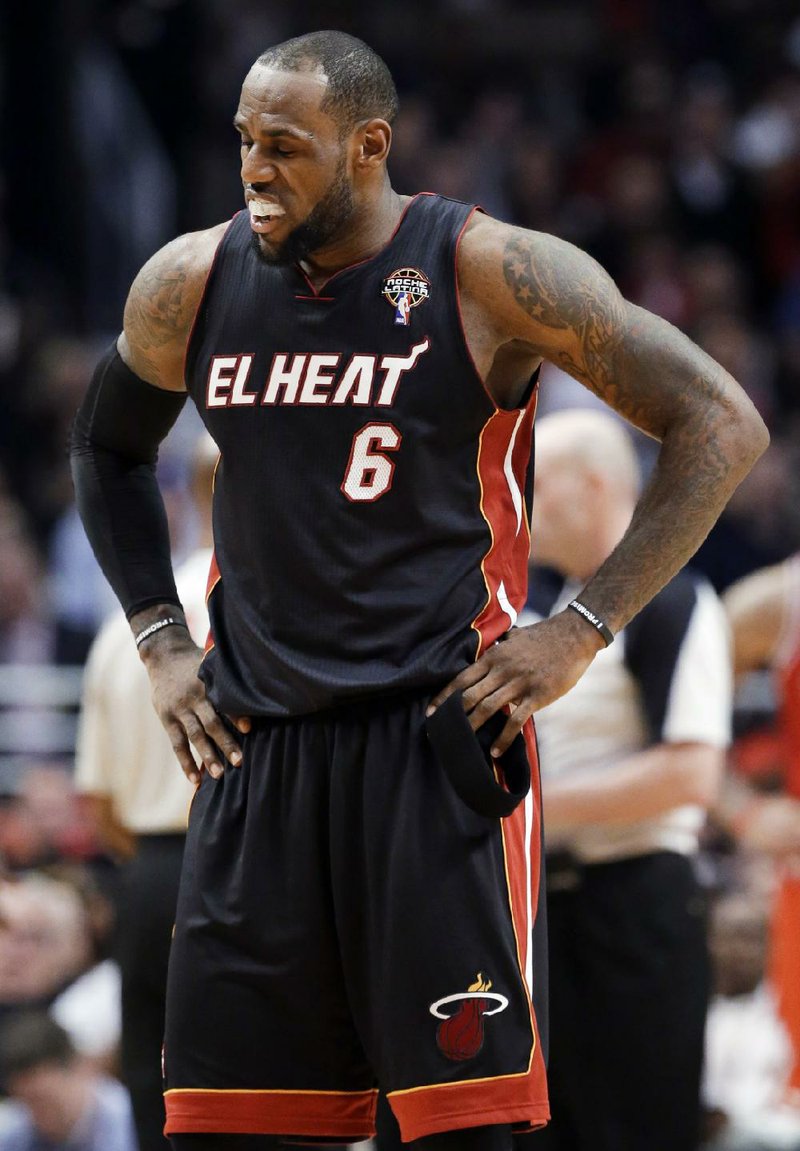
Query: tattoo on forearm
502 228 766 629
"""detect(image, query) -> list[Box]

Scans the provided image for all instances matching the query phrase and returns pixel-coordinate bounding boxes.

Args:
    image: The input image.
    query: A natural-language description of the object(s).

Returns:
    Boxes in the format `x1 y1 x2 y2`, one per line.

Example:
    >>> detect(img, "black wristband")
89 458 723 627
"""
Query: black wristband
566 599 614 646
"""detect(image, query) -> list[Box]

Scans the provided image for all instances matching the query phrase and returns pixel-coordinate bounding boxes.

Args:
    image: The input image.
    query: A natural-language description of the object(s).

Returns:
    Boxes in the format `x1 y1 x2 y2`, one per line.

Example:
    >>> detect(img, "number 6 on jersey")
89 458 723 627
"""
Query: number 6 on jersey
341 423 403 502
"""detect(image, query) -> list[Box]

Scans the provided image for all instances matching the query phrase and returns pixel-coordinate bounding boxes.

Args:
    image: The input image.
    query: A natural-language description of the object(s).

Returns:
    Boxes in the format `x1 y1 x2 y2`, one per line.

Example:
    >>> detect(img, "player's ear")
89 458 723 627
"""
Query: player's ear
356 118 392 168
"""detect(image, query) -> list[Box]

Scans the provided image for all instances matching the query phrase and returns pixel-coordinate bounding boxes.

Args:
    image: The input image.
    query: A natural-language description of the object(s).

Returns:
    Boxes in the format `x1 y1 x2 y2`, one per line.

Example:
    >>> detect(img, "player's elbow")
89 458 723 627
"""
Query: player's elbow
717 387 770 472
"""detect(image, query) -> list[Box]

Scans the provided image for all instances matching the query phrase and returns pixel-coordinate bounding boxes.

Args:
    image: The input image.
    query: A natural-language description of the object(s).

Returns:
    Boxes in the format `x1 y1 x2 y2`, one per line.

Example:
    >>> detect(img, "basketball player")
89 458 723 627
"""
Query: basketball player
723 558 800 1110
70 31 768 1151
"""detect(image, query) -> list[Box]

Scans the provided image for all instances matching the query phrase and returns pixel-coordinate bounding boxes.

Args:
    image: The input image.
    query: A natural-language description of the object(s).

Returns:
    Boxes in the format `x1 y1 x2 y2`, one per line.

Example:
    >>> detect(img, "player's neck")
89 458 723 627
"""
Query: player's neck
298 183 407 289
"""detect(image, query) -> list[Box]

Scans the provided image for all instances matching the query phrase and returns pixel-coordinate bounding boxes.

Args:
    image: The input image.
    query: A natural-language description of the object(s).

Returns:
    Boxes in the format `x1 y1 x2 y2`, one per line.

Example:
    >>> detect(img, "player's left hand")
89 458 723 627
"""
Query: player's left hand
427 611 604 756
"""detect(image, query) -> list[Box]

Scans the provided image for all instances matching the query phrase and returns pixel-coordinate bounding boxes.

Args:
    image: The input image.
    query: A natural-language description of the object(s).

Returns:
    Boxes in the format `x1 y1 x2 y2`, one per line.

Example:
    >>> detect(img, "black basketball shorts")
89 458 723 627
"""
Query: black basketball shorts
163 691 549 1144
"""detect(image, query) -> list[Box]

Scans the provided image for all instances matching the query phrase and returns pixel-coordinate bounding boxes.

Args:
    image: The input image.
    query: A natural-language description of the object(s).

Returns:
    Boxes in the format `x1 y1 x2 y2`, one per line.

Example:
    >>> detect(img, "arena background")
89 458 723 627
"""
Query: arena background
0 0 799 1143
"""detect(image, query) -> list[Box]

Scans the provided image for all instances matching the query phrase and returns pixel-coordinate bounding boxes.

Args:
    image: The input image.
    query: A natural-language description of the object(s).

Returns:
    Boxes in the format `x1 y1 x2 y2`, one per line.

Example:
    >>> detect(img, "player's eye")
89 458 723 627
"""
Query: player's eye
275 148 295 158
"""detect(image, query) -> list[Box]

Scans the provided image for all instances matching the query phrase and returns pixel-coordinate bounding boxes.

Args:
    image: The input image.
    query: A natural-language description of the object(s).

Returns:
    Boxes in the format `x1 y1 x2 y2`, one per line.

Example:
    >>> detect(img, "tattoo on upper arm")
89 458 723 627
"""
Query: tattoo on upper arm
123 238 202 382
503 229 628 386
126 266 188 351
501 229 734 439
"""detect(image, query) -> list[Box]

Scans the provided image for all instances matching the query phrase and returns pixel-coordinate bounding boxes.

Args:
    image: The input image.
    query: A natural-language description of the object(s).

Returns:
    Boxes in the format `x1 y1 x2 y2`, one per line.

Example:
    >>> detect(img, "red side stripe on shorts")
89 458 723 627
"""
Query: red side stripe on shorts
163 1086 378 1139
502 723 543 992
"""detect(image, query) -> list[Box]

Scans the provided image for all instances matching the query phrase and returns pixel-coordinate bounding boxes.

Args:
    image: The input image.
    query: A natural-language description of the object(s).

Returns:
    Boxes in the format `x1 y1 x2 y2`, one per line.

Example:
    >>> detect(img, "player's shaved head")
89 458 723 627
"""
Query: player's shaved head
535 408 641 499
256 31 399 132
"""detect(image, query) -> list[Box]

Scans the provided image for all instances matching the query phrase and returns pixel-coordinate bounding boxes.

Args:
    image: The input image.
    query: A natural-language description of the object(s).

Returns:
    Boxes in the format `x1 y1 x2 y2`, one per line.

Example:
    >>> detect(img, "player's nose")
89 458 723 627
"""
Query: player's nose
241 149 278 186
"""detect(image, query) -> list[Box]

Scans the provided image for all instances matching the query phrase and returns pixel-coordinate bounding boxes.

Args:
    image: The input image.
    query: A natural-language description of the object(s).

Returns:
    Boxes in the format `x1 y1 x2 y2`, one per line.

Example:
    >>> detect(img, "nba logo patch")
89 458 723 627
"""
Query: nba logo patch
382 267 430 326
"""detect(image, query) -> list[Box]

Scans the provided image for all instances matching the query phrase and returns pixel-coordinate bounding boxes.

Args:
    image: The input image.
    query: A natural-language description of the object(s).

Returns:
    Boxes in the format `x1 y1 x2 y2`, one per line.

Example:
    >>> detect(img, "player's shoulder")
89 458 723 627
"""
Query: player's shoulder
456 211 611 348
458 213 536 277
121 219 232 387
458 212 589 284
143 218 231 275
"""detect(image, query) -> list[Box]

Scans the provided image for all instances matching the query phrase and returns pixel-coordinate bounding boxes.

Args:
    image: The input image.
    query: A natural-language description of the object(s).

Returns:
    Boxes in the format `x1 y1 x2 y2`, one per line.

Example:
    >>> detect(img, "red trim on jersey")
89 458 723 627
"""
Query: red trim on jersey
163 1086 377 1139
295 193 433 297
182 214 239 388
501 724 543 991
471 396 537 657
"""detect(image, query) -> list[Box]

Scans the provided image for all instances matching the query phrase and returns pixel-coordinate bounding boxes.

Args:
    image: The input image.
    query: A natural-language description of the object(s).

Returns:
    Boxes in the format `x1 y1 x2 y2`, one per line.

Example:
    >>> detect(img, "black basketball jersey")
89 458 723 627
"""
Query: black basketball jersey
185 193 537 717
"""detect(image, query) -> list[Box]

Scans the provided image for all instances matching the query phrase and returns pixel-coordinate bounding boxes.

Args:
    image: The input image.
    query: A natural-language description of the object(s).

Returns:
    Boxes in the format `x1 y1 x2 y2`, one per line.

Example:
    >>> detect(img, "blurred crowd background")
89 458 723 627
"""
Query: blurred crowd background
0 0 800 1146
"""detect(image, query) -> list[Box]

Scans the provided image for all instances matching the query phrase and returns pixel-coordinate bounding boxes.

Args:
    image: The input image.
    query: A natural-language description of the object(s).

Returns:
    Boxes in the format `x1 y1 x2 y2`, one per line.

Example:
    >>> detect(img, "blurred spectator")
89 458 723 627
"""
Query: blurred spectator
0 1012 135 1151
624 231 690 325
693 312 776 423
692 440 800 591
0 869 119 1070
702 892 800 1151
722 556 800 1112
0 877 93 1010
683 245 749 326
0 505 52 668
670 67 758 269
0 766 97 874
505 130 570 237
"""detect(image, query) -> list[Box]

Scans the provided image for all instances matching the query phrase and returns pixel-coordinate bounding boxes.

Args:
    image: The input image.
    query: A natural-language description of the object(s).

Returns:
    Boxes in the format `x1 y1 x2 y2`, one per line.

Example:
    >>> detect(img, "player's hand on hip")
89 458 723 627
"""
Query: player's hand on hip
139 631 251 784
427 611 604 757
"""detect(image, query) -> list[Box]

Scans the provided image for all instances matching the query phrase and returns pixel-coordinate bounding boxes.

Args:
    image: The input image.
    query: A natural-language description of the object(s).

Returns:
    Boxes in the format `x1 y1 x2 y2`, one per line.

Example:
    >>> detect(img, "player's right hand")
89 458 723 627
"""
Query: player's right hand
139 630 251 784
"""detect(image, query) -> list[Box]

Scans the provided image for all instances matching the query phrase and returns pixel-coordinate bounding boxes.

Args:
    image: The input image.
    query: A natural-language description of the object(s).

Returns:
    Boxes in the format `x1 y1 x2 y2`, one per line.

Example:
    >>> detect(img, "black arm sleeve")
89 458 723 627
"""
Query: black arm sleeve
69 342 188 619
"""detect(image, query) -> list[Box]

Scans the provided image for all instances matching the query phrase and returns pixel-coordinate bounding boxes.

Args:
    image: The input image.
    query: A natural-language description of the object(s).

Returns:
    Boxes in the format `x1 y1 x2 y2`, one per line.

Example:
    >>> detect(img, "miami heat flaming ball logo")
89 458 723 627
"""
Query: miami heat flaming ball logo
382 267 430 326
430 973 508 1061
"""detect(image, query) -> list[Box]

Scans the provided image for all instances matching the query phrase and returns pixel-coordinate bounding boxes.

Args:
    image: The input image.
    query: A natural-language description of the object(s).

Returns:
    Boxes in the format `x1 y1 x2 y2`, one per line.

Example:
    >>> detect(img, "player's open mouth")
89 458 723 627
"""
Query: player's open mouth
249 200 286 234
